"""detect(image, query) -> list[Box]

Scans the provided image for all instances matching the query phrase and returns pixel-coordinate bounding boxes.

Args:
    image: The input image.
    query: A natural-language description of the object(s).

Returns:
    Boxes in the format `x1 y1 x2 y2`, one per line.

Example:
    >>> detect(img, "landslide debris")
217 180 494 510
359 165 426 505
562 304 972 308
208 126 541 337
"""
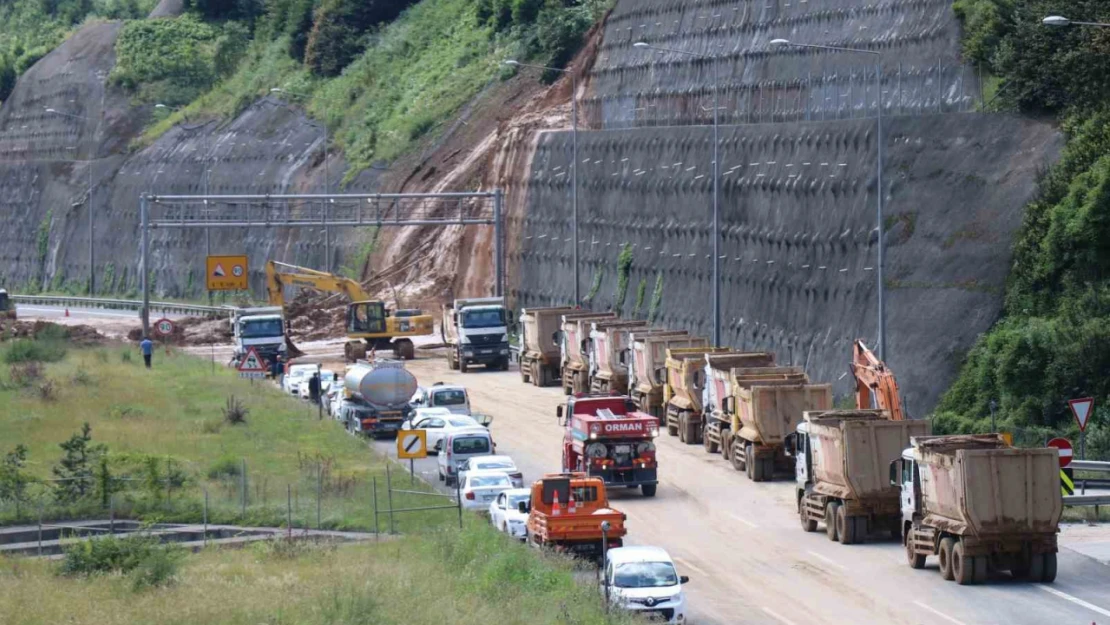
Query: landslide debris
2 321 107 346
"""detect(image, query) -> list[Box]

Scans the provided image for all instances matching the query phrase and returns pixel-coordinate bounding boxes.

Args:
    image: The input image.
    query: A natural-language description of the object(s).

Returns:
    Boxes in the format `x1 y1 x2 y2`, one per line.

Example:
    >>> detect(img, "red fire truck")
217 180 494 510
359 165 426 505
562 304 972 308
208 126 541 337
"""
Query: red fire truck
556 394 661 497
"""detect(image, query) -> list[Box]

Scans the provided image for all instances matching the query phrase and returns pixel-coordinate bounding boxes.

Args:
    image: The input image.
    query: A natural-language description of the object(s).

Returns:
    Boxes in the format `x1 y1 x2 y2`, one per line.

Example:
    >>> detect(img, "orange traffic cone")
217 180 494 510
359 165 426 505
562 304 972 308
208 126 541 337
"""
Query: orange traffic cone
552 491 562 517
568 491 577 515
64 308 70 317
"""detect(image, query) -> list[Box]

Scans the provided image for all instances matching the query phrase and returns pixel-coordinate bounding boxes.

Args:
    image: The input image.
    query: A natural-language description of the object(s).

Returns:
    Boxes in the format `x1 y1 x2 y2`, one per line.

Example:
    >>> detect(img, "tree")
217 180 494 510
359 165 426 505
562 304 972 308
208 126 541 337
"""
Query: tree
303 0 417 76
0 445 32 515
53 422 104 504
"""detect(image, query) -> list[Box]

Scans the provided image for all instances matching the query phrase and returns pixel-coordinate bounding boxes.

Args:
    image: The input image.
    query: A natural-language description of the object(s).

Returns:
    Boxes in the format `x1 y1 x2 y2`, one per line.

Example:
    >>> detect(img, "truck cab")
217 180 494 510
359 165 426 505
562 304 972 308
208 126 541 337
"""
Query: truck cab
557 394 660 497
792 423 813 493
892 449 921 529
232 308 286 367
444 297 510 372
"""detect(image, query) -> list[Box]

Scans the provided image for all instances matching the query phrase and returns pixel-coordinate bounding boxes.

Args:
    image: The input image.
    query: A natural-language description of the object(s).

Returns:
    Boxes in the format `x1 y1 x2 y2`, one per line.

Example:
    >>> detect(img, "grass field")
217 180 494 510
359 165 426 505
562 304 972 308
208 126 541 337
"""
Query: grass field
0 342 451 531
0 519 639 625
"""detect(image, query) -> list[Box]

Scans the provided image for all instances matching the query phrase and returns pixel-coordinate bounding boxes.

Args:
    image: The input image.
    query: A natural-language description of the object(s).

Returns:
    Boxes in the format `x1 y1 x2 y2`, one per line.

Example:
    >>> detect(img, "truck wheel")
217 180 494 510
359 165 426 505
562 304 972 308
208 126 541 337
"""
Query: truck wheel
952 541 974 585
825 502 840 542
678 415 687 442
730 441 746 473
938 537 956 581
460 360 469 373
668 418 679 437
747 444 762 481
761 457 775 481
703 427 719 454
641 484 657 497
1040 552 1057 583
1027 552 1046 583
836 506 856 545
720 431 731 461
448 351 459 370
905 533 926 569
683 413 699 445
397 340 415 360
799 498 817 532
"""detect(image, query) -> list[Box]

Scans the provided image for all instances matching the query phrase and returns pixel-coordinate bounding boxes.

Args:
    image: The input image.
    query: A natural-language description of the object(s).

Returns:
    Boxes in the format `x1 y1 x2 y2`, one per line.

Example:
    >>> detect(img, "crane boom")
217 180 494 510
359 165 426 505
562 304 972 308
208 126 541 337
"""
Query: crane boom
850 339 906 421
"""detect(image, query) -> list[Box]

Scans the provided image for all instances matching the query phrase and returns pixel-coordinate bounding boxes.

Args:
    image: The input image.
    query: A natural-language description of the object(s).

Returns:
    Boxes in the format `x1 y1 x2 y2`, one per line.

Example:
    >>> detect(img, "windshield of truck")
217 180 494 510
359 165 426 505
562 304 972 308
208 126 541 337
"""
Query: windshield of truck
432 389 467 406
613 562 679 589
460 309 504 329
241 319 283 339
452 436 491 455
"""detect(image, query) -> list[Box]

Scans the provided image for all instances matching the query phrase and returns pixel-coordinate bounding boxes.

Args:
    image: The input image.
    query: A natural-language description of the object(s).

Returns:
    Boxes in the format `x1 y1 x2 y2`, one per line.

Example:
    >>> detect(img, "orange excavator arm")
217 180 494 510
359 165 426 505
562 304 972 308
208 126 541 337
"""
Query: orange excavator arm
850 339 905 421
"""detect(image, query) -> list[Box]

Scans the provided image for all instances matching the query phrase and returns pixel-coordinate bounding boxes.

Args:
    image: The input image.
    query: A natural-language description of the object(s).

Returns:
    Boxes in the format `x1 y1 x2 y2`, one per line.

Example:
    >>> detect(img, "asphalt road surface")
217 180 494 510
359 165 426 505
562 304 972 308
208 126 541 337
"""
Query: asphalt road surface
369 355 1110 625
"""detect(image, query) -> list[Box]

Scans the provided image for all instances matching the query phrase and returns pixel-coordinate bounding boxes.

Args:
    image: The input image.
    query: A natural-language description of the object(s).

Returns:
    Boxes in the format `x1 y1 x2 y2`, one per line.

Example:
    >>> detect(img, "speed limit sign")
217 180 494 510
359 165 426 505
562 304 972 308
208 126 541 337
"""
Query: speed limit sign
153 318 175 338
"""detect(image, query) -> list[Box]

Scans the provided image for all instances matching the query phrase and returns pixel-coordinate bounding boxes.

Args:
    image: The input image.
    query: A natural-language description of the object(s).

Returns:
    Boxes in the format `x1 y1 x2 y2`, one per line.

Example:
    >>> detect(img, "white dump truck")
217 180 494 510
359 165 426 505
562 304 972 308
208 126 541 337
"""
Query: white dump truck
442 297 511 372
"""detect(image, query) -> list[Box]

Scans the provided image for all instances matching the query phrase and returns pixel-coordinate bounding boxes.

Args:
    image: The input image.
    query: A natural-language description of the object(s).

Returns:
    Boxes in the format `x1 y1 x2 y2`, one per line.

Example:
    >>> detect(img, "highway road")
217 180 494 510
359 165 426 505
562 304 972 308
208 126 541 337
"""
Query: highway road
18 304 1110 624
15 303 156 321
370 356 1110 625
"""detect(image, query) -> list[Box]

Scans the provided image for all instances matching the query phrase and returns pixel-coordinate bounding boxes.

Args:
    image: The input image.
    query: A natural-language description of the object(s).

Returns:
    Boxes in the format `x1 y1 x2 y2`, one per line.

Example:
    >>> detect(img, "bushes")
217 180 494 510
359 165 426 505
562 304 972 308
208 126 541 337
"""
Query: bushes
303 0 418 76
60 532 183 590
3 337 67 364
479 0 607 76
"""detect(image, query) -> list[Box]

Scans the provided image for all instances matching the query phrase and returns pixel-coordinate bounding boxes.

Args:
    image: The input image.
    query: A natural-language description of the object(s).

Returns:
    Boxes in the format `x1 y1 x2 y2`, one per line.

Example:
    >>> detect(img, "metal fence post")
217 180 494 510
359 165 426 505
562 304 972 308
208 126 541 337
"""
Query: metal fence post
386 463 395 535
287 484 292 539
109 494 114 535
316 464 322 530
373 476 380 540
455 471 463 530
203 488 209 547
494 189 504 298
240 459 247 517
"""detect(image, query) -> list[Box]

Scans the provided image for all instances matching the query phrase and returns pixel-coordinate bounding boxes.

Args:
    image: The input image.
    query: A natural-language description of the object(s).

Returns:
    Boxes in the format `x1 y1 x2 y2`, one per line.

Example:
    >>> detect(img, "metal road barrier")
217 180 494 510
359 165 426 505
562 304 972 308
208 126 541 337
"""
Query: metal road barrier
12 294 227 317
1071 460 1110 472
1064 494 1110 507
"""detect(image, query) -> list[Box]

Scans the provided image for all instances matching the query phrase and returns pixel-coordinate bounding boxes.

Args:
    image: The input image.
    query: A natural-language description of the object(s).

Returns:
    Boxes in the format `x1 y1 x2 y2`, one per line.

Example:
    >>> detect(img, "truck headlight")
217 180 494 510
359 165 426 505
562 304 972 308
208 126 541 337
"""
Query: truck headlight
500 349 509 355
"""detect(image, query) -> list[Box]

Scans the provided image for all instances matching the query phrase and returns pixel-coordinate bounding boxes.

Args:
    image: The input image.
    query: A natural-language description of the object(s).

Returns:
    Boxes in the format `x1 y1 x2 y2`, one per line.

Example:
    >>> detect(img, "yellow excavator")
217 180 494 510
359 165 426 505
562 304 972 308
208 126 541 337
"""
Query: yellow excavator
265 261 434 361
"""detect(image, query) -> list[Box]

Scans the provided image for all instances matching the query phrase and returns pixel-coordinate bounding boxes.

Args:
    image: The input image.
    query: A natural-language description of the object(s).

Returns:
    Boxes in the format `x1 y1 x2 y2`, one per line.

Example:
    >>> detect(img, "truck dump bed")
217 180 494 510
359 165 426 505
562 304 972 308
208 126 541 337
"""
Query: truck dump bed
629 332 702 393
915 435 1063 536
561 313 616 369
520 307 575 361
668 351 775 413
734 382 832 446
706 366 807 420
589 320 648 390
806 410 931 503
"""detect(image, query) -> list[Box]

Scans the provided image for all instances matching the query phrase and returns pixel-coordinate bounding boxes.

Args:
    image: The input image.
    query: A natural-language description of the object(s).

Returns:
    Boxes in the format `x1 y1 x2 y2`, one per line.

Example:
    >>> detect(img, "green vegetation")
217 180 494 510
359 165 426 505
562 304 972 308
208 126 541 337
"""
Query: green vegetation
583 268 602 306
60 530 184 591
937 2 1110 457
0 339 451 530
630 277 647 318
0 527 636 625
612 243 632 316
136 0 609 172
647 271 663 323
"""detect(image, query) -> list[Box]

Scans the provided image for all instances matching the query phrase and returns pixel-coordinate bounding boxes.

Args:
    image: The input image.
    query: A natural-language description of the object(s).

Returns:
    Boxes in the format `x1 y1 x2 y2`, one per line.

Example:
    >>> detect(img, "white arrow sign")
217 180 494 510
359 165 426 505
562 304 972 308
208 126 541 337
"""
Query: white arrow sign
1069 398 1094 432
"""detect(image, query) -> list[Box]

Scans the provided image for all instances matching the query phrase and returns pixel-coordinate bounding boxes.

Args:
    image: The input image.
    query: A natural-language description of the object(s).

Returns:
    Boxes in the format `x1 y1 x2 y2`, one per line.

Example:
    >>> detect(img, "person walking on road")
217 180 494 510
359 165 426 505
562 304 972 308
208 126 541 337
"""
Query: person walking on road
140 336 154 369
308 371 321 405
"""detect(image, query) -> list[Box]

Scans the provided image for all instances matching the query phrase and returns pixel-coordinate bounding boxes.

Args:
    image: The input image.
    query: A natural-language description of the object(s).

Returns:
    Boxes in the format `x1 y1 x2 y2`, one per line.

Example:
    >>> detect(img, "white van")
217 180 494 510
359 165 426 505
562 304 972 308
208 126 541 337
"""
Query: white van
437 429 495 487
602 546 689 623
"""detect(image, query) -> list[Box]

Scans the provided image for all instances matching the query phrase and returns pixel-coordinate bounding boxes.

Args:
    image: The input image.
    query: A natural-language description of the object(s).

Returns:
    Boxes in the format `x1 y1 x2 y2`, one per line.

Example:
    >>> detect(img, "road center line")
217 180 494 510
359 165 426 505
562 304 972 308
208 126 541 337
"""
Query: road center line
672 557 708 577
761 607 800 625
807 550 848 571
727 512 758 529
913 601 968 625
1039 586 1110 618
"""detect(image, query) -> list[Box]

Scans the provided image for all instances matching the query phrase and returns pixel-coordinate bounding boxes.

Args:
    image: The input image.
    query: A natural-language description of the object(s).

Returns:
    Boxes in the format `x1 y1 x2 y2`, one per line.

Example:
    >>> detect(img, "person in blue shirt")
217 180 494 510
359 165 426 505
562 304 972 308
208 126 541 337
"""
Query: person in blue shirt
140 336 153 369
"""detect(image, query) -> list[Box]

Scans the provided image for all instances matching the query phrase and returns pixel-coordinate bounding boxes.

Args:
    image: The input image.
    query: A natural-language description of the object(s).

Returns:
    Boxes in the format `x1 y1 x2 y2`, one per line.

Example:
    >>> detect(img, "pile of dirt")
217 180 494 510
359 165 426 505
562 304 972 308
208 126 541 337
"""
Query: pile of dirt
285 290 345 342
2 320 107 346
127 316 232 345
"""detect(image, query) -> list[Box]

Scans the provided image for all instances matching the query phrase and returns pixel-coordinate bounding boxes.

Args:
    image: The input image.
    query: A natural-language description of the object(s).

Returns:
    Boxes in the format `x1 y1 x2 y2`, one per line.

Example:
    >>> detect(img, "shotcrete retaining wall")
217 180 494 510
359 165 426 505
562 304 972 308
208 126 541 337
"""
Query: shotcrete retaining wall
0 23 380 299
514 114 1061 413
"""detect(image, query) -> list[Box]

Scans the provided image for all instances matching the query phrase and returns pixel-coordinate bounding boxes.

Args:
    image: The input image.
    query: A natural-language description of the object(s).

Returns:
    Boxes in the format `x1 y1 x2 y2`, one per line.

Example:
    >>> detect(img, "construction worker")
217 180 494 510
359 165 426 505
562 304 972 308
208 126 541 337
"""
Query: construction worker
140 336 153 369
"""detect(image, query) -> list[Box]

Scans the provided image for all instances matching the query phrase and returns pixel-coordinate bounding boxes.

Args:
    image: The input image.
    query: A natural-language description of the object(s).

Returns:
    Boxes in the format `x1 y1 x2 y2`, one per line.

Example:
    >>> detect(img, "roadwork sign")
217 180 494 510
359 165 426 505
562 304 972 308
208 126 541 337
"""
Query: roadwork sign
1047 438 1073 468
207 255 248 291
397 430 427 460
237 346 267 379
1060 468 1074 496
1069 397 1094 432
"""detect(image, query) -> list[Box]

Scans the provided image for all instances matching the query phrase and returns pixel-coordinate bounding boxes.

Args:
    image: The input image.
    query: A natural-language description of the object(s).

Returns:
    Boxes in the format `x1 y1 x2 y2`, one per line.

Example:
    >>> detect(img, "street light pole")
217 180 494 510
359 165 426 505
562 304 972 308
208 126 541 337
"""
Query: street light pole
271 88 332 268
1042 15 1110 28
503 60 580 304
633 42 722 346
46 107 95 295
769 39 886 360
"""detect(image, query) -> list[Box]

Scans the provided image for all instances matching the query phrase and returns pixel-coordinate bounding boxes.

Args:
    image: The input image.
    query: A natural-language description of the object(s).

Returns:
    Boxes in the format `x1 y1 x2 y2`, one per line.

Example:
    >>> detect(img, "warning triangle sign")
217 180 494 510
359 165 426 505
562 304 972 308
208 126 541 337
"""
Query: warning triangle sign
1069 398 1094 432
213 263 226 277
237 347 266 373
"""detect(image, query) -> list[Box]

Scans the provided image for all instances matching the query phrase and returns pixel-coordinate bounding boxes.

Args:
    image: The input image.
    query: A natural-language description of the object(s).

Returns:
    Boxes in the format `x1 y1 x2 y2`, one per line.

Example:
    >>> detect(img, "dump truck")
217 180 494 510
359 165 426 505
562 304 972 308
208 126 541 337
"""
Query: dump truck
664 350 774 445
521 473 627 559
707 366 832 481
896 434 1062 585
442 297 511 372
230 307 287 370
703 365 805 455
793 410 931 545
338 360 418 438
519 306 576 387
557 393 661 496
559 312 617 395
587 319 649 394
627 331 704 418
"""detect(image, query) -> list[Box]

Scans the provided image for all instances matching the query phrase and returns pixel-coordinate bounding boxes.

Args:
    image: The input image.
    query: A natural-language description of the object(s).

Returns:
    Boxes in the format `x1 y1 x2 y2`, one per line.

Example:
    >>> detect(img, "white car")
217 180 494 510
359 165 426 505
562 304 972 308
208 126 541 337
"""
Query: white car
459 455 523 488
298 370 339 400
283 364 316 395
400 409 486 455
602 546 689 624
460 470 513 511
488 488 530 539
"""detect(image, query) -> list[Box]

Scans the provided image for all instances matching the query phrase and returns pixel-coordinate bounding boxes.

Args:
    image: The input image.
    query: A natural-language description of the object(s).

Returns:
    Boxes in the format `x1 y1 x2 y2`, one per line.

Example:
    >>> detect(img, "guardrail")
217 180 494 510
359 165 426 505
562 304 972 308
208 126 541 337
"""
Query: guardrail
1071 460 1110 472
1064 494 1110 507
12 295 227 317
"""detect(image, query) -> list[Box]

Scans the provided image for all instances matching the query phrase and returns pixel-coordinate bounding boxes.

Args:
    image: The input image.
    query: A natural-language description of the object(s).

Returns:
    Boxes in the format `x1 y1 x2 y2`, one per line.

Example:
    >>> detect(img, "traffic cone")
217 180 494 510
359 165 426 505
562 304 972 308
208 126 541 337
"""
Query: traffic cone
64 308 69 317
552 491 562 517
568 491 577 515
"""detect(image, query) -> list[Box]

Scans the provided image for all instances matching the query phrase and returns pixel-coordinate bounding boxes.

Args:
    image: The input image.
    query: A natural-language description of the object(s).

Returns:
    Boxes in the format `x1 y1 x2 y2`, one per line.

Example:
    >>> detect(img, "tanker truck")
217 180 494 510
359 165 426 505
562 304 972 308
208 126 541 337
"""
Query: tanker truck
792 410 931 545
338 360 419 439
896 434 1062 585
